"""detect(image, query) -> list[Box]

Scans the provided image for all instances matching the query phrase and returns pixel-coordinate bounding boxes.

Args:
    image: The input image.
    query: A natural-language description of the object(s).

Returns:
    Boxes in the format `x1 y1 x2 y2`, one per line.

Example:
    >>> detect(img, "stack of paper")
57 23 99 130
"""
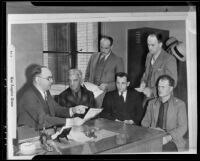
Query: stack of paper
83 108 103 122
83 82 103 98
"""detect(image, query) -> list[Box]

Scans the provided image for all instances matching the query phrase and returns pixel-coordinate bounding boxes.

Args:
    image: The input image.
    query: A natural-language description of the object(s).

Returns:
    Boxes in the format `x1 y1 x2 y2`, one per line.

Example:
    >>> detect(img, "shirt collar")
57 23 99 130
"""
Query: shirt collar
101 51 111 61
34 84 46 100
118 90 127 101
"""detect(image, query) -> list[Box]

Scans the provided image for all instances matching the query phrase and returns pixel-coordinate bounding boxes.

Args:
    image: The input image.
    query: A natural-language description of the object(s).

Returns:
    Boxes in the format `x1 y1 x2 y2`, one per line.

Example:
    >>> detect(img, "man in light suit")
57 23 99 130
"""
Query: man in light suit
99 72 144 125
17 65 87 130
141 75 187 151
85 36 124 107
138 32 177 104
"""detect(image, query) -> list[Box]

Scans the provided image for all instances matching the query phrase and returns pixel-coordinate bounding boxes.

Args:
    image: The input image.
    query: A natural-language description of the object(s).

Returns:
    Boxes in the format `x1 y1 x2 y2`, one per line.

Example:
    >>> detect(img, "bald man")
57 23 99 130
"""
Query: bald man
85 36 124 107
17 65 87 130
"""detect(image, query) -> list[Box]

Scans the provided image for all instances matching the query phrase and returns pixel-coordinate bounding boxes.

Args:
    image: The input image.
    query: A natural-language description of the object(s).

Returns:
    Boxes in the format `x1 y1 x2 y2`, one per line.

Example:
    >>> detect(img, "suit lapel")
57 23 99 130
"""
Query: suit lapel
166 96 175 129
153 99 160 126
152 50 165 69
46 91 54 116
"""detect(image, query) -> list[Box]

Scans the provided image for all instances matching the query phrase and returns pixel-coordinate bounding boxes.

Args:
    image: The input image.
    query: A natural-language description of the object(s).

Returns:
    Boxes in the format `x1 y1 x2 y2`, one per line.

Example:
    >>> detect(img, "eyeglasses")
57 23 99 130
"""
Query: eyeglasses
37 76 54 81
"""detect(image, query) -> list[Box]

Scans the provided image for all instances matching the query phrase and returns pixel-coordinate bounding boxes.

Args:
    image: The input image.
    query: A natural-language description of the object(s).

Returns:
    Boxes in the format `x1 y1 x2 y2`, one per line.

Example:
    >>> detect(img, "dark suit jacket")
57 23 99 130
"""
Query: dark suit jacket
56 86 96 118
99 89 144 125
17 85 70 130
85 52 124 92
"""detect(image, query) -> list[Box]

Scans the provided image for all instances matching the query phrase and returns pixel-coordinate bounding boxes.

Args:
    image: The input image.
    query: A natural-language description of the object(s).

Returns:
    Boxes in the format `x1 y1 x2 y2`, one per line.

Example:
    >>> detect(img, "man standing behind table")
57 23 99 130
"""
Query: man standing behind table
138 32 177 105
99 72 144 125
85 35 124 107
17 65 87 130
56 69 96 119
141 75 187 151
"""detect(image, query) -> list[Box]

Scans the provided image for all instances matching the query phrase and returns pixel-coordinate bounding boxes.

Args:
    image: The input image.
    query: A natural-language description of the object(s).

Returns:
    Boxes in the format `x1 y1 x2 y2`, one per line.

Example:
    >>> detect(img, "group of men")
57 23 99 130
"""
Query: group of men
17 34 187 152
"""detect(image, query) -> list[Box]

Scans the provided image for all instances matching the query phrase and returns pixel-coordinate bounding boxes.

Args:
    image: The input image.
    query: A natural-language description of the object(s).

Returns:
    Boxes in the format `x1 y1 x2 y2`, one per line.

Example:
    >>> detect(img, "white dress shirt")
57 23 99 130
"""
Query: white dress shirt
118 90 127 102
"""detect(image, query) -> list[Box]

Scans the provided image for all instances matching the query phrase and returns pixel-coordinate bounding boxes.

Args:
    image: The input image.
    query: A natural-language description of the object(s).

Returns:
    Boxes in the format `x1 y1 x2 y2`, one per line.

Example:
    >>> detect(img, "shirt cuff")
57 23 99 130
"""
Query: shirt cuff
69 108 74 117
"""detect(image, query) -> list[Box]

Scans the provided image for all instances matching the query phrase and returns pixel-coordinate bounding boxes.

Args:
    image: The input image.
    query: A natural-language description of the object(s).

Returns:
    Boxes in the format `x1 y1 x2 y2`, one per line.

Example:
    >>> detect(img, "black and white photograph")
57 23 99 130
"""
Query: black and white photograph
5 1 197 159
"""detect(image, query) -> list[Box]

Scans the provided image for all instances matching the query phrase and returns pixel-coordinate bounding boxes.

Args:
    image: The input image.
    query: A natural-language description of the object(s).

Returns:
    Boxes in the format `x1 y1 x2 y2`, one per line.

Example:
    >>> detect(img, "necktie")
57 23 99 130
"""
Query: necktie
156 102 164 129
44 92 48 102
44 92 50 114
151 56 156 65
99 55 105 64
120 92 124 102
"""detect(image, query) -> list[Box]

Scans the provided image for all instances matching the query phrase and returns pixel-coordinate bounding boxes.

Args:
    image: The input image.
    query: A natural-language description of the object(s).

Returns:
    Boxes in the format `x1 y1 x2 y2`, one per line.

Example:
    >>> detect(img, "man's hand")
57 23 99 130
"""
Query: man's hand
72 105 88 114
143 87 152 98
163 135 172 145
140 81 146 90
124 120 134 125
71 117 85 126
99 83 108 91
115 119 123 122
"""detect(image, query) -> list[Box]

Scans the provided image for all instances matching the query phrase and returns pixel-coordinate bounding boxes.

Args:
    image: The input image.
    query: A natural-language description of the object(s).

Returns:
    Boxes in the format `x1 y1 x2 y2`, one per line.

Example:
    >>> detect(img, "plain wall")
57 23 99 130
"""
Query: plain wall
11 24 43 92
101 20 186 72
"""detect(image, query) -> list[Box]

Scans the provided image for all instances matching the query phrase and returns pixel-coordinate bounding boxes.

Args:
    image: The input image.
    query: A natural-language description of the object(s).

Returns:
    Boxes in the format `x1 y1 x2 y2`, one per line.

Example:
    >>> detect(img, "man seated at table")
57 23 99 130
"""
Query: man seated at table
99 72 144 125
56 69 96 119
17 65 87 130
141 75 187 151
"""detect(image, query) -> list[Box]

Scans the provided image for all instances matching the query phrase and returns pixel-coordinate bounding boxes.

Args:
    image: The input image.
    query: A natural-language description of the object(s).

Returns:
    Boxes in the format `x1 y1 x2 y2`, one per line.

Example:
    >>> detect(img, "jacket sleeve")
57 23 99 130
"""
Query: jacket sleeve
88 92 96 108
168 101 187 142
132 92 144 125
141 100 152 127
140 53 150 85
99 93 115 120
18 93 67 129
164 55 178 87
106 57 125 92
84 55 92 82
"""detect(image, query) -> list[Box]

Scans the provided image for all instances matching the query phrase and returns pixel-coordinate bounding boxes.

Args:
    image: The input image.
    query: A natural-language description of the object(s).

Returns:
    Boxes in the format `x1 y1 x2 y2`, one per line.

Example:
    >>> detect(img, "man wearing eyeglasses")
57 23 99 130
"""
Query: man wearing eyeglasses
17 65 87 130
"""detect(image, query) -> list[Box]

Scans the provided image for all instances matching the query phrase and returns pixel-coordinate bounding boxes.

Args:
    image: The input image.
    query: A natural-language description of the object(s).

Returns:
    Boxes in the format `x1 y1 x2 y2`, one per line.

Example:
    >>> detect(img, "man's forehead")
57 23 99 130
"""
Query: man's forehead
117 76 127 82
101 39 111 46
69 74 80 80
148 35 158 43
158 79 169 86
41 67 52 76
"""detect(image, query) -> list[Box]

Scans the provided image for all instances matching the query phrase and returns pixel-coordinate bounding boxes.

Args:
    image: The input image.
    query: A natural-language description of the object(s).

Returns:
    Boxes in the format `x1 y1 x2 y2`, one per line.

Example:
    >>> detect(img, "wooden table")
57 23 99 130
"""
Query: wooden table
53 118 166 154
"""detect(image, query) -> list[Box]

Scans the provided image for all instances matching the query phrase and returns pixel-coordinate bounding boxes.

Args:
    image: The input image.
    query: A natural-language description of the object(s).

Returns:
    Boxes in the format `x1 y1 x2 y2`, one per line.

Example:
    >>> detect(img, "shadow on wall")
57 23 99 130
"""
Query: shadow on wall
17 64 40 106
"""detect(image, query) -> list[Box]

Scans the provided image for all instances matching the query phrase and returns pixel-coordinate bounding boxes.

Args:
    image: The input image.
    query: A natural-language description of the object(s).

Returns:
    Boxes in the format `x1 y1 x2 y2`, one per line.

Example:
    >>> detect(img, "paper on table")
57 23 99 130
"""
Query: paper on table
83 82 103 98
84 108 103 122
68 128 92 143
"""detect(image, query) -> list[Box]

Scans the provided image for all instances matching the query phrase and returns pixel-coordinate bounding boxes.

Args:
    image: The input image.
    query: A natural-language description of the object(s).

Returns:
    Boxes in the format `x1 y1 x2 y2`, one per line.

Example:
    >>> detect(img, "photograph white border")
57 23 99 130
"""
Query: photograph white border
7 11 197 159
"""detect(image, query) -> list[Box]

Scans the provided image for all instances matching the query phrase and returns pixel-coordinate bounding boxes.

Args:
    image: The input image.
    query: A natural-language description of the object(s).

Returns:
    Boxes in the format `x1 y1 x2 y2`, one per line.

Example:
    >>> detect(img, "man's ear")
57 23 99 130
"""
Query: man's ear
170 86 173 92
159 42 163 48
127 82 130 87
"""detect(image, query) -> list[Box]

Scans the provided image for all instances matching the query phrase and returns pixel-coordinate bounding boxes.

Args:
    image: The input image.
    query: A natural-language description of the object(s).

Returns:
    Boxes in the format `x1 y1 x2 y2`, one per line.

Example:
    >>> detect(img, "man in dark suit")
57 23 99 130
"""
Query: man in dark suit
17 65 87 130
56 69 96 119
84 35 124 107
99 72 144 125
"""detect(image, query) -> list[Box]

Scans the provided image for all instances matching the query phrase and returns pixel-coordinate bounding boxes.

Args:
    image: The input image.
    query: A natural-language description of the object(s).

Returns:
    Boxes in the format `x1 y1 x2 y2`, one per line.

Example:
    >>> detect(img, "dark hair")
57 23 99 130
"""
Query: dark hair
157 75 175 87
100 35 113 46
115 72 130 82
148 32 163 43
31 65 47 81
